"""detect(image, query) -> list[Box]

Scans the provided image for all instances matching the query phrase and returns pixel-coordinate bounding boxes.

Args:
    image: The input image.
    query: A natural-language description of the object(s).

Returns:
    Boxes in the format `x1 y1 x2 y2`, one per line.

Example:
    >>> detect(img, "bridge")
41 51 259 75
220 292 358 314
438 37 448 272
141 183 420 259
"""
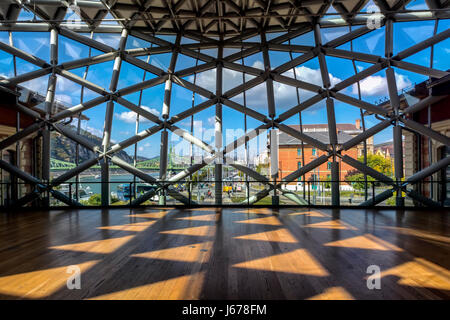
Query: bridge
50 158 185 171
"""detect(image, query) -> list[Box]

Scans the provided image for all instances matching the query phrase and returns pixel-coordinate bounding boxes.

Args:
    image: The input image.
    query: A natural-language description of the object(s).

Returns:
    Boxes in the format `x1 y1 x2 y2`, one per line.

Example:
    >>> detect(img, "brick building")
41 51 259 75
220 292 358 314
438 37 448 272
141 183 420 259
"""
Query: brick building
374 73 450 204
0 85 40 205
0 84 85 206
275 120 371 183
401 76 450 204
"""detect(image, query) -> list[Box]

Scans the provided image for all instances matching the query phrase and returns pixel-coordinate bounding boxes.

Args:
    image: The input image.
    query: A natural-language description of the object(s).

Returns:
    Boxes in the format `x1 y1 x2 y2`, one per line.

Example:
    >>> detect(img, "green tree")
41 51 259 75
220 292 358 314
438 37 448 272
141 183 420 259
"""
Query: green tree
256 163 269 174
345 154 393 190
319 175 331 189
80 193 102 206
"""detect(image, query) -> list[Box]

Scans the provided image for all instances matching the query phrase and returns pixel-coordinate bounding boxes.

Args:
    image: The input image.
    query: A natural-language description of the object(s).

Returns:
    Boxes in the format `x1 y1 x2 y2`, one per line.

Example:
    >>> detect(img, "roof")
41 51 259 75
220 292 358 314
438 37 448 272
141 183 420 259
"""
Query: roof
0 1 446 37
287 123 359 132
278 130 354 146
373 71 450 114
0 80 88 120
0 84 19 96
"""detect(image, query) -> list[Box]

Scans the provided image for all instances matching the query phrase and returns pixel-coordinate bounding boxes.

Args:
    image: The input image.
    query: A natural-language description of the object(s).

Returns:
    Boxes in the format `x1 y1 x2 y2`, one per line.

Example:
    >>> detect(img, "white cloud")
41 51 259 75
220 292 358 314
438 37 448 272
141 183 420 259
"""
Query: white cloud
351 72 412 97
55 94 73 105
115 105 160 123
275 65 342 107
180 119 207 131
189 61 261 94
190 61 342 113
19 75 81 105
63 42 82 60
16 37 47 56
84 125 103 138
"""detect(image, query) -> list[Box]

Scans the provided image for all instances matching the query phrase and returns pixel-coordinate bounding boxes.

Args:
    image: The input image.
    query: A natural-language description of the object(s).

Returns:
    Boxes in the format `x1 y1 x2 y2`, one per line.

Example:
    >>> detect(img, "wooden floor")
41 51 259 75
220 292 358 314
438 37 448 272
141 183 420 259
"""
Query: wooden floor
0 207 449 300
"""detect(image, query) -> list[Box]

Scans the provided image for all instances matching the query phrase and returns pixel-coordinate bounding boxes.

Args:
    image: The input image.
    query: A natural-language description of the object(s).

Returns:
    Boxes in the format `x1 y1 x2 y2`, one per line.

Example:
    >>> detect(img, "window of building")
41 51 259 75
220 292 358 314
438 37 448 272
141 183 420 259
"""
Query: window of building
297 148 302 156
327 162 331 170
297 161 302 169
312 148 316 156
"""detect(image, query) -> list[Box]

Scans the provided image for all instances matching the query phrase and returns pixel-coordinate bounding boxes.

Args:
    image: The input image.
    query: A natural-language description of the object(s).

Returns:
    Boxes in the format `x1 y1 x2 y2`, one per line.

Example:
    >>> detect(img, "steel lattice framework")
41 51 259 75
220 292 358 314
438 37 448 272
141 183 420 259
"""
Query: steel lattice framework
0 0 449 207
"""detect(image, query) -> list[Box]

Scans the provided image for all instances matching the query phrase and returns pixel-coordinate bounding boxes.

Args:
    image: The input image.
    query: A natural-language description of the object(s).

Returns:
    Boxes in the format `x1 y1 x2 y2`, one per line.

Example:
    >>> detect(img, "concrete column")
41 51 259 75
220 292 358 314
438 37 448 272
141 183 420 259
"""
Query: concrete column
42 28 58 206
101 158 109 206
215 41 223 205
159 34 181 205
394 125 404 206
331 161 340 206
159 129 168 205
386 66 404 207
270 129 279 205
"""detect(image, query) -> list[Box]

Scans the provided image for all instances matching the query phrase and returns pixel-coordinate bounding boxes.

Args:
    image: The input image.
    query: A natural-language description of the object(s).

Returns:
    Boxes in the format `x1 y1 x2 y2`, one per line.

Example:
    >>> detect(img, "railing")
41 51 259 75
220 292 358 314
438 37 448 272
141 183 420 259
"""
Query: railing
0 180 448 208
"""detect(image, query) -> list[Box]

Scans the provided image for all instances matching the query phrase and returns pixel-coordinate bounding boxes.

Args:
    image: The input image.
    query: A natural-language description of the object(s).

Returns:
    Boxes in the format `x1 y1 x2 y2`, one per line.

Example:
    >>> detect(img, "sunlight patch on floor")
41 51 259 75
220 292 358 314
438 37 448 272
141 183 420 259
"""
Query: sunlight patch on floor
98 221 156 232
176 214 219 222
233 248 329 276
288 210 326 217
307 286 354 300
324 234 403 251
233 208 273 215
49 235 135 254
235 216 283 226
379 258 450 291
127 211 169 219
0 260 99 299
160 225 215 237
131 241 213 263
234 228 298 243
88 271 206 300
303 220 357 230
382 226 450 247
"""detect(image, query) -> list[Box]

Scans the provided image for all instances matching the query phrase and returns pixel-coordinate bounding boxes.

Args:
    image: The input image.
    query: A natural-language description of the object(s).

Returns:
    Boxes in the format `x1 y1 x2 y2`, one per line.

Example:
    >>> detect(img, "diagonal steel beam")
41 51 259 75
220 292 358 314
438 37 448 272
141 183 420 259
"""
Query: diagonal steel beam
168 98 218 124
390 60 449 79
115 96 163 124
331 92 389 116
0 122 45 151
276 92 326 122
341 155 395 185
282 155 329 183
359 188 395 207
406 156 450 185
221 98 270 123
116 74 168 97
393 28 450 61
341 119 393 151
276 123 328 151
400 118 450 147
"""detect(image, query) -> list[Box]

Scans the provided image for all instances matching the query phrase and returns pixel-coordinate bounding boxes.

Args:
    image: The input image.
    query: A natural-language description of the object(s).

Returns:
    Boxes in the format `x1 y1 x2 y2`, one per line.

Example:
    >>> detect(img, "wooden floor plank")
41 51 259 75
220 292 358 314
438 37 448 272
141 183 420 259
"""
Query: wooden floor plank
0 207 448 300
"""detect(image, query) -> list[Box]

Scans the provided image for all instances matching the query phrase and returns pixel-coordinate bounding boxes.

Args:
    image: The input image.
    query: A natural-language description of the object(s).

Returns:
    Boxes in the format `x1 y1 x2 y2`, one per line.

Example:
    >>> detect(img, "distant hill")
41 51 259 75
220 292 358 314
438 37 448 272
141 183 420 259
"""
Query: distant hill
51 125 147 164
136 155 160 167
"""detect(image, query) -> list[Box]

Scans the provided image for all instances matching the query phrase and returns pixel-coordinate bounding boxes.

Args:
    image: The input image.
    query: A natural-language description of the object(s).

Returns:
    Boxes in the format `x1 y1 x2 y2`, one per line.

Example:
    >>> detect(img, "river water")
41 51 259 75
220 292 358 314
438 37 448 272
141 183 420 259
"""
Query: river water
56 172 160 196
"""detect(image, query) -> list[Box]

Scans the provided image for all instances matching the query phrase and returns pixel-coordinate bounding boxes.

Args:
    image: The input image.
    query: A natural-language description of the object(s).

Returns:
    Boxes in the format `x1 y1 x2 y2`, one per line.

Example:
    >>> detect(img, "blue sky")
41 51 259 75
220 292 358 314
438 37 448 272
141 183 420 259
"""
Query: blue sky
0 3 448 162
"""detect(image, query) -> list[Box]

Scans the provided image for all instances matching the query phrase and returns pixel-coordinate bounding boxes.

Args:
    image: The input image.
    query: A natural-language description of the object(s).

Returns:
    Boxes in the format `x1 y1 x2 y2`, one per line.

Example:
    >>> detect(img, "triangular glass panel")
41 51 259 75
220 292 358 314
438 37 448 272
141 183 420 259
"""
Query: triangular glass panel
394 20 435 55
59 34 94 63
117 60 146 90
126 35 151 50
93 33 121 49
85 60 114 91
175 53 199 72
12 31 50 62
